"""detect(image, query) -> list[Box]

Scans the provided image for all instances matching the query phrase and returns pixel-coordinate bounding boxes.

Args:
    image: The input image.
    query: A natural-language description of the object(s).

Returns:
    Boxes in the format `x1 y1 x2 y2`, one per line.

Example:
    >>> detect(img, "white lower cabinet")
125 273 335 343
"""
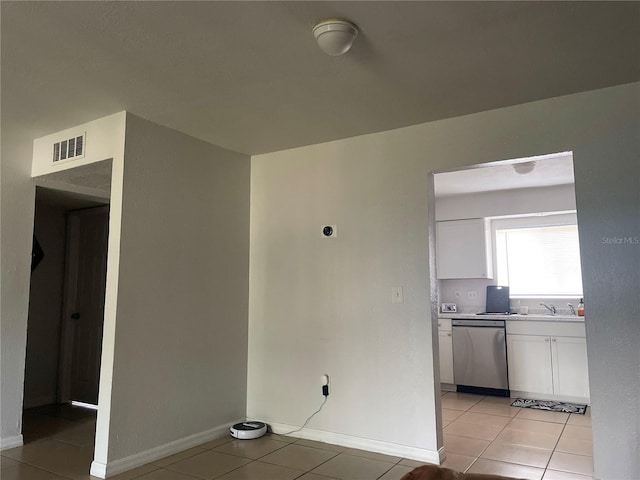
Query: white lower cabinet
507 329 590 402
507 334 554 395
552 336 590 399
438 318 454 384
438 330 454 384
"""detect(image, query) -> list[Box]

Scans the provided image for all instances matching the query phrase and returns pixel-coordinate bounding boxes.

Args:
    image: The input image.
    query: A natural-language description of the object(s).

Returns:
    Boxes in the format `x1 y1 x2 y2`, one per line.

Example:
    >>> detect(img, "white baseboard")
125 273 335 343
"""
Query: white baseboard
1 435 24 451
90 418 243 478
267 421 442 465
90 461 107 478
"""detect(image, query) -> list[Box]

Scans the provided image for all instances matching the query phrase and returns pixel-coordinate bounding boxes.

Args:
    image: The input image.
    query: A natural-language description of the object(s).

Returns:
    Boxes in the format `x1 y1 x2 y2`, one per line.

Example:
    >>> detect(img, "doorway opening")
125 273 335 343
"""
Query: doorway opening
23 160 111 449
428 152 594 475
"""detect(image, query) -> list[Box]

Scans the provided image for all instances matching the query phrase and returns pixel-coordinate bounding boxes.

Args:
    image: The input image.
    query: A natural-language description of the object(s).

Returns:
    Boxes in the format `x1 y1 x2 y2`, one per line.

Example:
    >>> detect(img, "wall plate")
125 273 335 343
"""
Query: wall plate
441 303 457 313
322 225 337 238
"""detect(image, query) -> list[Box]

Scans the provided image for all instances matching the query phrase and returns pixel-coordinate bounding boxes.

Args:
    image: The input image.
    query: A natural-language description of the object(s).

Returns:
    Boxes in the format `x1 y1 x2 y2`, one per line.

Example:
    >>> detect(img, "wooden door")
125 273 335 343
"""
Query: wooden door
60 206 109 405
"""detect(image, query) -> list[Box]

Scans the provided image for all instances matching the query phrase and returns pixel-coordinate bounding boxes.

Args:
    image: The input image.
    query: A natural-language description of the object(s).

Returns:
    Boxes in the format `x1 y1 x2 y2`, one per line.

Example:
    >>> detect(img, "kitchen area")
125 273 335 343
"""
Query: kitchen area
438 302 590 404
433 152 589 404
432 153 594 478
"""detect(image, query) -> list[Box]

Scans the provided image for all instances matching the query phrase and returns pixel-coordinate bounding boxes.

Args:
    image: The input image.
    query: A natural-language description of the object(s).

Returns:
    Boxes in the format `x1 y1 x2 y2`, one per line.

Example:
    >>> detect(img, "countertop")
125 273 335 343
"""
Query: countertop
438 312 585 322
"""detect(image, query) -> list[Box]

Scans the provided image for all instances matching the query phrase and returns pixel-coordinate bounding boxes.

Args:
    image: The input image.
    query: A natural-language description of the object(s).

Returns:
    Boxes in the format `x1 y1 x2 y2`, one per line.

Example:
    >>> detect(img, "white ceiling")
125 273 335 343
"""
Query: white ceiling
33 159 113 203
434 153 575 197
35 159 113 190
2 2 639 157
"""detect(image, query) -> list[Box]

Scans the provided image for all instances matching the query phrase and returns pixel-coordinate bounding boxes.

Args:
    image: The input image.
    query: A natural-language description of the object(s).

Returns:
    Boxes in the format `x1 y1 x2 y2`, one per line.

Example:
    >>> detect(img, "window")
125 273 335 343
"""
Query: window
495 221 583 297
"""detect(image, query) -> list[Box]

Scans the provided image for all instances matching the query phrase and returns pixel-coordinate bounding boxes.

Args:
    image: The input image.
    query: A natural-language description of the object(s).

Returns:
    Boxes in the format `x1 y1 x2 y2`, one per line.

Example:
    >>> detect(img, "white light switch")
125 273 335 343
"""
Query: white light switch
391 287 404 304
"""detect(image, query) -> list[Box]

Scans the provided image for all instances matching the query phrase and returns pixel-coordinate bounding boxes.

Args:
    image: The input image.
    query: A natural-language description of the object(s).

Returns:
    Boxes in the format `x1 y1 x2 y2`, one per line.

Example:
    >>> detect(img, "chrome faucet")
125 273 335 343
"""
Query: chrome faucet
540 302 557 315
567 303 576 315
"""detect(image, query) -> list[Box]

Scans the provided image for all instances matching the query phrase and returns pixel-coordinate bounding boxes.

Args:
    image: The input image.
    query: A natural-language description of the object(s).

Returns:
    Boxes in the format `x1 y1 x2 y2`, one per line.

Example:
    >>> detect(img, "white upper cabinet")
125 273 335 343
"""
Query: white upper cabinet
436 218 493 279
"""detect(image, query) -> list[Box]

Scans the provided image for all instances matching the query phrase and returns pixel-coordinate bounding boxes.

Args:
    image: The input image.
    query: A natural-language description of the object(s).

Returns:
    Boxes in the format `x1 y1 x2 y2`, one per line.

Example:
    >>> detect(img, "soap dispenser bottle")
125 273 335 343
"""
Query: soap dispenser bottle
577 298 585 316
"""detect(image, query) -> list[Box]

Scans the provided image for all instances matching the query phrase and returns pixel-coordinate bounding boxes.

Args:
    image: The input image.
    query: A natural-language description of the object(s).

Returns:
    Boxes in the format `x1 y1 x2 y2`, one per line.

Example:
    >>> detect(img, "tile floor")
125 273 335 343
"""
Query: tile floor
440 391 593 480
1 394 593 480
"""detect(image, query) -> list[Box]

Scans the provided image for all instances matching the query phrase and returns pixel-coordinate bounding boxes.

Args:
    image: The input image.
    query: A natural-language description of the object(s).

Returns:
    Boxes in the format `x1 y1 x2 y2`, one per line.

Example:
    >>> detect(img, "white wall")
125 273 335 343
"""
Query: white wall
435 184 577 221
23 200 67 408
248 83 640 479
249 135 438 460
1 135 35 450
32 113 127 177
97 114 251 466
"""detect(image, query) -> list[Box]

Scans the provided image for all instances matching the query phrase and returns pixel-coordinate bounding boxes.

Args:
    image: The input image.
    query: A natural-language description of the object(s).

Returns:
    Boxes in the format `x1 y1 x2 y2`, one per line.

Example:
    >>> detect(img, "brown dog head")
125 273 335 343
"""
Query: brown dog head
400 465 463 480
399 464 525 480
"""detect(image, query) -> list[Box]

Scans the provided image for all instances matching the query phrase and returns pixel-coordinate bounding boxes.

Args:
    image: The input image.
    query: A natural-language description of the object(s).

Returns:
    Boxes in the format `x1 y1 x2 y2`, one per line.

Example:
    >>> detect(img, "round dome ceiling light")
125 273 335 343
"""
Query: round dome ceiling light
312 19 359 56
513 161 537 175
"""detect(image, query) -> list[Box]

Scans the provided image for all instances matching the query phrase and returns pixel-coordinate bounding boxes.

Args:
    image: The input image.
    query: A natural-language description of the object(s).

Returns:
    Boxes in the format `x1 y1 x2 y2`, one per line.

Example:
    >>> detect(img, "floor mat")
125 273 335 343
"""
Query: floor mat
511 397 587 414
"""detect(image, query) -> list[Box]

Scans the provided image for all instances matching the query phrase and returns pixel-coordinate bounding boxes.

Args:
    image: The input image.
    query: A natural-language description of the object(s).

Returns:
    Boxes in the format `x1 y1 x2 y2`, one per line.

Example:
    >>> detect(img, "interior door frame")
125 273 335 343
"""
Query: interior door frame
57 205 109 404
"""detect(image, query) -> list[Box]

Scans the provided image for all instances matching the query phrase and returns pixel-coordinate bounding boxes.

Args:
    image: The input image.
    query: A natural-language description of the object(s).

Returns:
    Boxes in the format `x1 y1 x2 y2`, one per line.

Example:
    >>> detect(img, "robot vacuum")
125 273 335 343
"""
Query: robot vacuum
230 421 268 440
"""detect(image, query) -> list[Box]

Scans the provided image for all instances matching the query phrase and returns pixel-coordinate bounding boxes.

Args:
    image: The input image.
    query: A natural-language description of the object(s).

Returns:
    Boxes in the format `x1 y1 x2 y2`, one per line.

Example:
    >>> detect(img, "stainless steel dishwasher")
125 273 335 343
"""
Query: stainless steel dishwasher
452 318 509 396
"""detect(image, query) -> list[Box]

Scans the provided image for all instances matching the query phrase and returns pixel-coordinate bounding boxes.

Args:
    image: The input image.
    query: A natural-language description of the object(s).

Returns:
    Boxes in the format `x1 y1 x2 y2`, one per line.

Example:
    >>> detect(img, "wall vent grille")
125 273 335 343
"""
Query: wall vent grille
53 133 85 163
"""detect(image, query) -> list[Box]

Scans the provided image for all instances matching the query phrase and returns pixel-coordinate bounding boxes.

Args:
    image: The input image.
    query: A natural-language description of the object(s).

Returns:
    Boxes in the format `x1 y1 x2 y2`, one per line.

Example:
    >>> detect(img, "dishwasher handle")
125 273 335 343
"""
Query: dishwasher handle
452 319 505 327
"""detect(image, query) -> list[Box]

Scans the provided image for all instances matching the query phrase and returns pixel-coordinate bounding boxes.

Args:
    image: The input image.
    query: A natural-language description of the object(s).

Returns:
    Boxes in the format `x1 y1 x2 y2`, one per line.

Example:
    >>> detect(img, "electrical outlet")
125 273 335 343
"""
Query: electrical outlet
468 290 478 299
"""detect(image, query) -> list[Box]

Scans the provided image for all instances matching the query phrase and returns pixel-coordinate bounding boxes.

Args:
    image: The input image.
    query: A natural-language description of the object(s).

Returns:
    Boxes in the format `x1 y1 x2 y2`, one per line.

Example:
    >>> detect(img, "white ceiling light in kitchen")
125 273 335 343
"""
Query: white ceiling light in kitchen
513 161 537 175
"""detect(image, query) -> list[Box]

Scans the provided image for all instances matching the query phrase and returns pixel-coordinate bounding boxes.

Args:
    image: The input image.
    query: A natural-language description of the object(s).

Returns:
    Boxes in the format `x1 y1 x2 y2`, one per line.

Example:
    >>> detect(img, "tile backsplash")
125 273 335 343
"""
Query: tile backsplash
438 279 582 315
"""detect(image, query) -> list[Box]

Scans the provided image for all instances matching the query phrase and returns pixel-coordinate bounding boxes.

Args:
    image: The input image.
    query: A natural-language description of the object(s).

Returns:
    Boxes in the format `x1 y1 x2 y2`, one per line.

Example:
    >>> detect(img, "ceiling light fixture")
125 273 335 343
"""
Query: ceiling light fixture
513 161 537 175
312 19 359 56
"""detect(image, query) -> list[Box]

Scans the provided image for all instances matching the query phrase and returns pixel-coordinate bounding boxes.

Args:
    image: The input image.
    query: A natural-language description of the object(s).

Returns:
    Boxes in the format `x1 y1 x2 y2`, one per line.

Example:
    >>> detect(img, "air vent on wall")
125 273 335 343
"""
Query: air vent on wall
53 133 85 163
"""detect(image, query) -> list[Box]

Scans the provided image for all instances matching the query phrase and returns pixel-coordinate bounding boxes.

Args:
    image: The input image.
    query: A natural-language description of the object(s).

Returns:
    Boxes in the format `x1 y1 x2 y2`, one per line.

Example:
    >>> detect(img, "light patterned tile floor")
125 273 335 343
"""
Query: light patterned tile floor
1 396 594 479
438 391 593 479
